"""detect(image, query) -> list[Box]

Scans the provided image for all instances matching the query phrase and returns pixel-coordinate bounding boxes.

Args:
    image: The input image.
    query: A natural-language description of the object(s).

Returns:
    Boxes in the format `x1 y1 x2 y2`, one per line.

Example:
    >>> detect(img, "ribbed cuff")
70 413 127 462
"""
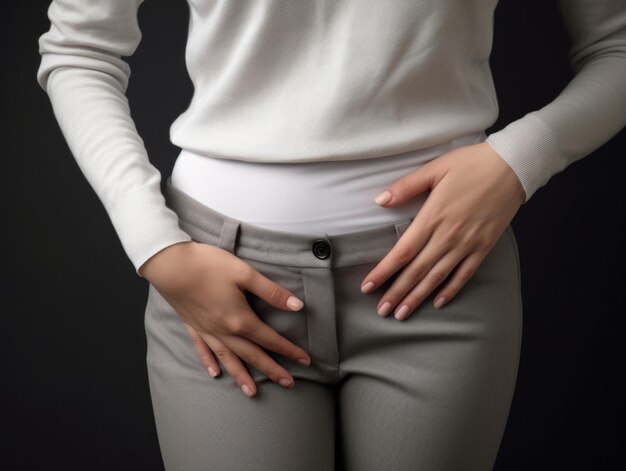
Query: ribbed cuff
485 112 565 203
107 183 193 277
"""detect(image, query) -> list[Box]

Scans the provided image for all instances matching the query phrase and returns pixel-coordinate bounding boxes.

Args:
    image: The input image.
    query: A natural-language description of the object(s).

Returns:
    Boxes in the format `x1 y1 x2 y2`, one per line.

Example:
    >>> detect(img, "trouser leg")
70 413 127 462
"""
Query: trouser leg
144 283 336 471
336 226 523 470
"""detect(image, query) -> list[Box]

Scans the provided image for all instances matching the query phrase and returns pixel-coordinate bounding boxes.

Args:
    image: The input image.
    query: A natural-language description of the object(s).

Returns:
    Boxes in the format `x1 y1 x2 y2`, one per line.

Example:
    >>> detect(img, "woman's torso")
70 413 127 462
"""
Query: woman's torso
169 0 496 233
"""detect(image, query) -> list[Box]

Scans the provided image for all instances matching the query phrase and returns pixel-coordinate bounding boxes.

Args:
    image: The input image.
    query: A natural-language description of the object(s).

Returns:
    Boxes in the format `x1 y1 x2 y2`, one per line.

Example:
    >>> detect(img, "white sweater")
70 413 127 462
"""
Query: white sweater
36 0 626 276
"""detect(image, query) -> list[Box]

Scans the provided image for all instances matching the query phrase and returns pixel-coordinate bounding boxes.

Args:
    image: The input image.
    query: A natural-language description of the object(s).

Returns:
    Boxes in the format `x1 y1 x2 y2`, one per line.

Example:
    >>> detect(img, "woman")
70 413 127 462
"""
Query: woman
37 0 626 469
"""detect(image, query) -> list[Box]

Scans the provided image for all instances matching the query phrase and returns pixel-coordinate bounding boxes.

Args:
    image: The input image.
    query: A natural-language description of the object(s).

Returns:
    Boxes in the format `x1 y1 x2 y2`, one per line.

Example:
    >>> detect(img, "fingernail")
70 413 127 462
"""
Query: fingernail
377 301 392 316
241 384 254 397
297 357 311 366
287 296 304 311
279 378 294 388
207 366 219 377
374 190 392 205
434 297 447 309
361 281 375 293
395 304 410 320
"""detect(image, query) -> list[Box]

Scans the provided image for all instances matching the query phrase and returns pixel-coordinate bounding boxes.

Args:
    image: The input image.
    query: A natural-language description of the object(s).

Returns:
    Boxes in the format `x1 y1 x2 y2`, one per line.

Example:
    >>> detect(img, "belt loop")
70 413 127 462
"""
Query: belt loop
217 219 241 254
394 218 414 239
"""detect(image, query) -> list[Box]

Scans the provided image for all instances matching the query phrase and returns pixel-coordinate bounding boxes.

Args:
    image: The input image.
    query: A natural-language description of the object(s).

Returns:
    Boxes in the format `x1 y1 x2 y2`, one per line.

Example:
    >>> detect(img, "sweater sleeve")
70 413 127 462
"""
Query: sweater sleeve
485 0 626 203
36 0 193 277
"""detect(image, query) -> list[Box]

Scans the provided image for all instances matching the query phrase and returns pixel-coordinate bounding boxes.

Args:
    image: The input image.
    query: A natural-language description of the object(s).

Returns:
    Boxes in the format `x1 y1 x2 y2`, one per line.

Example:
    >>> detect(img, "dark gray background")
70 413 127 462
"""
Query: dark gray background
5 0 625 469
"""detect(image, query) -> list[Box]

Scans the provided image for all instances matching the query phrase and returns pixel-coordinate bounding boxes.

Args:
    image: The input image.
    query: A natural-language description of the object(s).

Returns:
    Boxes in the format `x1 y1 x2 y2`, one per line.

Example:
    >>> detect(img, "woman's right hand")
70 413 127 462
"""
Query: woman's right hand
139 241 311 398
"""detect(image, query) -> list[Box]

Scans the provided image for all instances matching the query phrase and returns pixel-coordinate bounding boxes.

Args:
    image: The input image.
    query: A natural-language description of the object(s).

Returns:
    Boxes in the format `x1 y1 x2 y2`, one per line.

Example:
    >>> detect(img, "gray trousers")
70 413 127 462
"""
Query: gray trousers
144 176 523 471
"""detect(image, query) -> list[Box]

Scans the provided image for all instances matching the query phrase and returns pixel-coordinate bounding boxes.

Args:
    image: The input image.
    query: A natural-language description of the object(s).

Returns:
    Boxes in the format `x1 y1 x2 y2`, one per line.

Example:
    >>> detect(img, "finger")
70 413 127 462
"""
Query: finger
361 213 436 293
221 295 311 366
242 267 304 313
363 192 446 291
374 160 437 207
238 314 311 367
184 321 221 378
375 225 459 315
377 230 449 315
392 247 469 321
432 249 490 310
219 332 297 390
198 332 258 398
378 242 463 318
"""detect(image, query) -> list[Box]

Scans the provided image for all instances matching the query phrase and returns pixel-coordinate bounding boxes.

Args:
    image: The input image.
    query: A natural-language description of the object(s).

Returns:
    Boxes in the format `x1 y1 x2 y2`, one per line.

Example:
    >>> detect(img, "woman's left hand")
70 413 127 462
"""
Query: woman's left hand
360 141 526 320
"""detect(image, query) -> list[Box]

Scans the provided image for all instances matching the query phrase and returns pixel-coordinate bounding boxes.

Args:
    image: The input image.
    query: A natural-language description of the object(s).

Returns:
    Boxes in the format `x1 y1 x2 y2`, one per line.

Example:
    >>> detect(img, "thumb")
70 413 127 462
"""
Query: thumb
243 268 305 312
374 160 438 207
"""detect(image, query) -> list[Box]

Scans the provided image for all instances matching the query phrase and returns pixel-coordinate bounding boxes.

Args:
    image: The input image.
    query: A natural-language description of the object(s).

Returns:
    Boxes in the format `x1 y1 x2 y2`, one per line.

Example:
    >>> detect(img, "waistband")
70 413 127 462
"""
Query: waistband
164 176 415 269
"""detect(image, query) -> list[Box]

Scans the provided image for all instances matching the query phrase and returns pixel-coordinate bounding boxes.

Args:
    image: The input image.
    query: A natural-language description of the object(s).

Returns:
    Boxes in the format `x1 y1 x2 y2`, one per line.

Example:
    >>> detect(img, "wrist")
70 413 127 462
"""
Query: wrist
477 141 527 207
139 240 197 282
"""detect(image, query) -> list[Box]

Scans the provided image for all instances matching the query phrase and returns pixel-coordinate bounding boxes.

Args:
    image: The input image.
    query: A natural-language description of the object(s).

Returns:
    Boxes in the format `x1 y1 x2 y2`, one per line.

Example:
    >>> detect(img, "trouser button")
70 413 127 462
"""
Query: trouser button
312 239 331 259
